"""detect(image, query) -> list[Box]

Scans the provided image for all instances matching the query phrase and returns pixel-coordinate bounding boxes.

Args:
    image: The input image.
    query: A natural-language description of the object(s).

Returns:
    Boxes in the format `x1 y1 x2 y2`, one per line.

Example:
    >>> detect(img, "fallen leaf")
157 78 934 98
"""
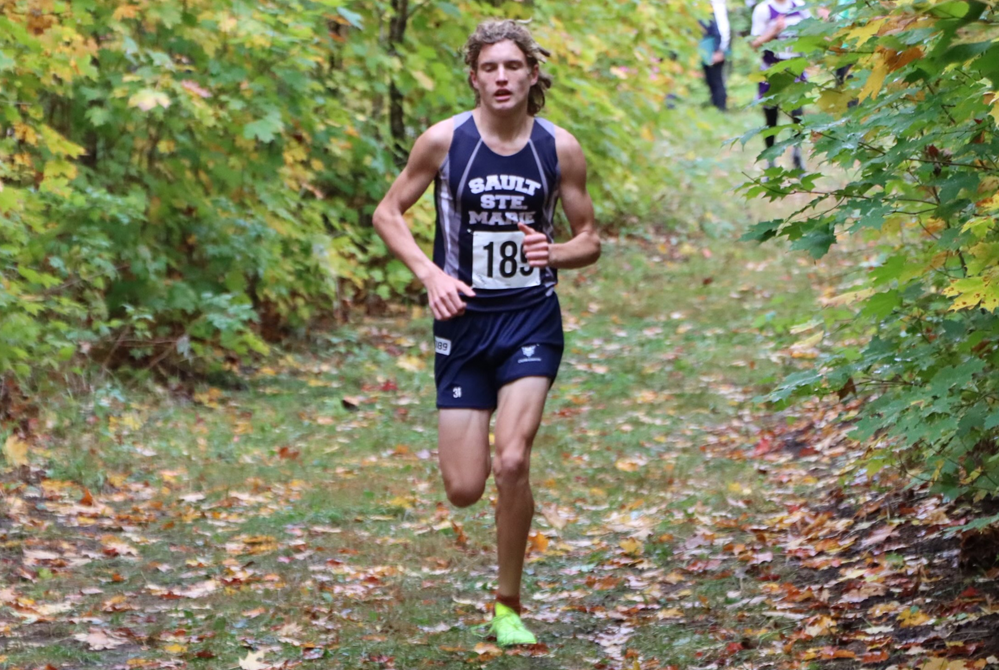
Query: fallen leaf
541 503 567 531
239 650 270 670
3 435 28 467
656 608 683 619
74 630 127 650
529 531 549 554
474 642 502 659
898 607 933 627
396 355 425 372
620 537 644 556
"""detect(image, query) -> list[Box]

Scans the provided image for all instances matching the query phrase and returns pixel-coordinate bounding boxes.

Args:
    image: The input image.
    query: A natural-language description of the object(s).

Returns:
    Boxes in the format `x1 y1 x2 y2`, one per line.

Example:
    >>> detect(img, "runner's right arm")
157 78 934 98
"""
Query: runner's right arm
373 121 476 321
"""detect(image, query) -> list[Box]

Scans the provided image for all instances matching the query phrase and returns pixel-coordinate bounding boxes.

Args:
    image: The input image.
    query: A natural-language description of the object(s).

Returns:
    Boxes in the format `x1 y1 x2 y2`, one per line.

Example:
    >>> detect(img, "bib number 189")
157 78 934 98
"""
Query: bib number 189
472 230 540 289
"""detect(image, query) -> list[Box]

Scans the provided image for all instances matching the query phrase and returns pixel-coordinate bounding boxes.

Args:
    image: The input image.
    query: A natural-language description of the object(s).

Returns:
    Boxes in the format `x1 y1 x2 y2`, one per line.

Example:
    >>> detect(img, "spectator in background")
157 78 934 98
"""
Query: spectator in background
750 0 811 170
700 0 732 111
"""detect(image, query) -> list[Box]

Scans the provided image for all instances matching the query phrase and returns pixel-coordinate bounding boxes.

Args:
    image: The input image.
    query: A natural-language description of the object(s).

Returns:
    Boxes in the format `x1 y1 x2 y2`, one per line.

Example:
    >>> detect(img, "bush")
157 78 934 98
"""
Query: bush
1 0 694 403
743 0 999 507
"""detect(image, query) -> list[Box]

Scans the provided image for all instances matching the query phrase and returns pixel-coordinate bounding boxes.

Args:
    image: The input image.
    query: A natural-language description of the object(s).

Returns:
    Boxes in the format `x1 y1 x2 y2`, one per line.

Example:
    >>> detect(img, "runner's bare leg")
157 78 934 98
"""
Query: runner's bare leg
493 376 550 601
437 409 491 508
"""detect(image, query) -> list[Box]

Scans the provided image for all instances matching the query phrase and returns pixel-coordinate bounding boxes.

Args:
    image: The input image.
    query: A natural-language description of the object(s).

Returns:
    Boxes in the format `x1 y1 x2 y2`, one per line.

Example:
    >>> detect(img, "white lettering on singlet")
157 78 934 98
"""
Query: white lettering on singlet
468 175 541 196
469 211 536 225
479 194 529 211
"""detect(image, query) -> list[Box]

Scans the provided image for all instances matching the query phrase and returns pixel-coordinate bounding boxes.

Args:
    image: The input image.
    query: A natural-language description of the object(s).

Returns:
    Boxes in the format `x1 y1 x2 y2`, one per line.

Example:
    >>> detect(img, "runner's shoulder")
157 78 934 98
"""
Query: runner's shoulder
411 117 457 170
551 124 585 168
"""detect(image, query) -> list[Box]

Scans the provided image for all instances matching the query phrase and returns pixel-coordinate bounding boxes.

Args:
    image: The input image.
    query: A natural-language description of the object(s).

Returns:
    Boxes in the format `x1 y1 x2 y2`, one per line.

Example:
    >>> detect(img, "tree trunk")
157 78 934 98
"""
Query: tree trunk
388 0 409 165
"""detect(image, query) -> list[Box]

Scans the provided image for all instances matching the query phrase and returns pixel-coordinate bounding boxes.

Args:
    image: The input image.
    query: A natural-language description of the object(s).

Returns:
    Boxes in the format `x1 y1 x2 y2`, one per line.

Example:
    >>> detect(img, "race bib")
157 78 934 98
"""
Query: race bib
471 230 540 290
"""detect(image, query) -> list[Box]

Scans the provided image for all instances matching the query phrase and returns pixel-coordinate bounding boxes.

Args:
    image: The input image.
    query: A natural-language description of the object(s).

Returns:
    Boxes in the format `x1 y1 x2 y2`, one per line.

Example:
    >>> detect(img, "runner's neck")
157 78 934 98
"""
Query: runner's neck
472 108 535 156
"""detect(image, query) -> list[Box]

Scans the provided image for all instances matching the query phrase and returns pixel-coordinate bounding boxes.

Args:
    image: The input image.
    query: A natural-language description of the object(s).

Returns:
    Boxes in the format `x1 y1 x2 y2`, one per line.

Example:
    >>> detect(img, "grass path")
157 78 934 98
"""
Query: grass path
3 109 997 670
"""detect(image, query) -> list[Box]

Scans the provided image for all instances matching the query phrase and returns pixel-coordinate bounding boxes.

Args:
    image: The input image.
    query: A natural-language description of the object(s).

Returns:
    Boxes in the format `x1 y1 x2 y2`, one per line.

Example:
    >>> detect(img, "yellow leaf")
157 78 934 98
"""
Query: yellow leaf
859 53 889 101
898 607 933 627
397 355 425 372
3 435 28 467
792 332 823 349
817 89 851 114
164 644 187 654
113 4 139 20
13 123 38 146
39 125 85 158
845 18 886 43
128 89 171 112
388 496 413 509
620 537 644 556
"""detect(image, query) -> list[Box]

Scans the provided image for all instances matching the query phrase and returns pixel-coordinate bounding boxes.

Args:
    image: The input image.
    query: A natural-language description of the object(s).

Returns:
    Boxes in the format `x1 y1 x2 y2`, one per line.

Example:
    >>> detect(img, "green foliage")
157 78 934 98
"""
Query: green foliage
743 0 999 500
0 0 693 392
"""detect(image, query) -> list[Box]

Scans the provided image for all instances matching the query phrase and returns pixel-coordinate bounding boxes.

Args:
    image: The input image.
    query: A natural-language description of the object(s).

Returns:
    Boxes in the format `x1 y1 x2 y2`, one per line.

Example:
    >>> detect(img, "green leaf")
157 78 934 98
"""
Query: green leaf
243 112 284 143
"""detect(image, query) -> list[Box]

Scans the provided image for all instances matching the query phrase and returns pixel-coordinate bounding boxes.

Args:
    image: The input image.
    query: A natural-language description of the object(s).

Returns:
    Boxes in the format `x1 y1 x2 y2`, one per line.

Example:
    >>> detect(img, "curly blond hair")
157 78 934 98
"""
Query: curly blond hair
463 20 553 116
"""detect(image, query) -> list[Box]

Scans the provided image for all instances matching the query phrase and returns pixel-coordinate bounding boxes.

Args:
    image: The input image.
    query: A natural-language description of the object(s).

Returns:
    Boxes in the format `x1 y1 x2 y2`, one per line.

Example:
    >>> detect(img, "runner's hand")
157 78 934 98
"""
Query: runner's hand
421 267 475 321
518 222 551 268
711 50 725 65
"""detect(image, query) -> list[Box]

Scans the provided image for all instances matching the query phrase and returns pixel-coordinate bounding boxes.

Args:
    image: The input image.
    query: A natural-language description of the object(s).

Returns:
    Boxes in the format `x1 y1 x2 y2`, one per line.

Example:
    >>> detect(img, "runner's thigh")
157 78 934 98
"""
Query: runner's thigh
494 376 551 455
438 408 492 492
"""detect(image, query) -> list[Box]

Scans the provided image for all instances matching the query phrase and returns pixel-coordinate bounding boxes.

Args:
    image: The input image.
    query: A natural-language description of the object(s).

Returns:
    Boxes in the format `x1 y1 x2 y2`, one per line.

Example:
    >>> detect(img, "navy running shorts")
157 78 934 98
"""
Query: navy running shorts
433 294 564 410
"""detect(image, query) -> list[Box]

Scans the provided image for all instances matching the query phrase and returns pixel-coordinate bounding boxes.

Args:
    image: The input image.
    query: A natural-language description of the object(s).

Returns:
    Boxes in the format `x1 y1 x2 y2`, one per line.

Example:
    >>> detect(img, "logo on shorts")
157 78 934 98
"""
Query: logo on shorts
518 345 542 364
435 337 451 356
452 386 462 399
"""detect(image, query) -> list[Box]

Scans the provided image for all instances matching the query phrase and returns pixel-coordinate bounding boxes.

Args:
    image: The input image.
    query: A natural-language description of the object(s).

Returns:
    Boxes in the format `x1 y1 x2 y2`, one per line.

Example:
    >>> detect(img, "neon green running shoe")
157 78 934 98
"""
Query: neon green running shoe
488 603 537 646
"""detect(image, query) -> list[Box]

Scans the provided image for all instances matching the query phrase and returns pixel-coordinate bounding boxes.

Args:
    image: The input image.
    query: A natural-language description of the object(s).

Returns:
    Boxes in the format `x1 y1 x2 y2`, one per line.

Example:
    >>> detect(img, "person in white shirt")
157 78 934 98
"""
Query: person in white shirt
699 0 732 111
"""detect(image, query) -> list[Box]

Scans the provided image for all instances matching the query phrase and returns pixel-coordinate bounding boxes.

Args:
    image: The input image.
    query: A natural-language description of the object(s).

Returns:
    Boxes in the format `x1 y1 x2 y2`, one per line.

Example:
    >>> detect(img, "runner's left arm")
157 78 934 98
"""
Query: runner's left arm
519 128 600 270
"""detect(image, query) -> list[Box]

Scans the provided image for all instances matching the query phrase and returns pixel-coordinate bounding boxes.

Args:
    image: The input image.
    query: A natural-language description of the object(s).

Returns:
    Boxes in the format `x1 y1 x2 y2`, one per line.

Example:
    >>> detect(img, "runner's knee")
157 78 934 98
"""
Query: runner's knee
493 447 530 487
445 479 486 508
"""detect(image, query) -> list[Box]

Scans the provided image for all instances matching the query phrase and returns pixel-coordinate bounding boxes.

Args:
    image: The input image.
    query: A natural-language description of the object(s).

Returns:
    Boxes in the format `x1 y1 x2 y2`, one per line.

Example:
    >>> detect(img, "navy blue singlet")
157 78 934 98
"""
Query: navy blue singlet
433 112 560 313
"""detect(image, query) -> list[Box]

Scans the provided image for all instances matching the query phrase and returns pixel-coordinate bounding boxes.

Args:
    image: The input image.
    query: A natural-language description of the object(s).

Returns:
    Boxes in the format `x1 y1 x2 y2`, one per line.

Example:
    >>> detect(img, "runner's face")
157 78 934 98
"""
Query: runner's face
471 40 538 114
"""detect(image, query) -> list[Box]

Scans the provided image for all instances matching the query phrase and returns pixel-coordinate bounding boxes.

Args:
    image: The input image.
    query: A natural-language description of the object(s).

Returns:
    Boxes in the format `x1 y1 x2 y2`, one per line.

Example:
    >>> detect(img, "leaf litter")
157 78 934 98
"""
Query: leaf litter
3 218 999 669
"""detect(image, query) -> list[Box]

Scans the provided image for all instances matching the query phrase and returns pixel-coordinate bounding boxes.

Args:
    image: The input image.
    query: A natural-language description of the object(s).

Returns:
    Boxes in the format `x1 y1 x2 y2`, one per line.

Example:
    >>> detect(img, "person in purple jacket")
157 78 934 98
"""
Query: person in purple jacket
750 0 811 170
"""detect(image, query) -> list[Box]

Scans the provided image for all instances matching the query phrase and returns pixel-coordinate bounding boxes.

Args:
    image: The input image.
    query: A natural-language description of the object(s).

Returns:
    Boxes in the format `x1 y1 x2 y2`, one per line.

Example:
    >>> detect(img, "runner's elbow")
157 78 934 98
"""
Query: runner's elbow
372 203 394 239
589 232 602 264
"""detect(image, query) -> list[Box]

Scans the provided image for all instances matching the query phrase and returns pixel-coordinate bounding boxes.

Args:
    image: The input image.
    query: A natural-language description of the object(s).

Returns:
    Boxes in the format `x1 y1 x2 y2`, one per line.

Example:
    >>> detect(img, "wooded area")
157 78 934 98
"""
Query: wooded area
3 0 999 667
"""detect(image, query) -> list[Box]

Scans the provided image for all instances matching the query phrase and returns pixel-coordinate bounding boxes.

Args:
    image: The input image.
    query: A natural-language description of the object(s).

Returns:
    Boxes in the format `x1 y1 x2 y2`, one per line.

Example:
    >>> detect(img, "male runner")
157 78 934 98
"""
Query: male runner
372 19 600 646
